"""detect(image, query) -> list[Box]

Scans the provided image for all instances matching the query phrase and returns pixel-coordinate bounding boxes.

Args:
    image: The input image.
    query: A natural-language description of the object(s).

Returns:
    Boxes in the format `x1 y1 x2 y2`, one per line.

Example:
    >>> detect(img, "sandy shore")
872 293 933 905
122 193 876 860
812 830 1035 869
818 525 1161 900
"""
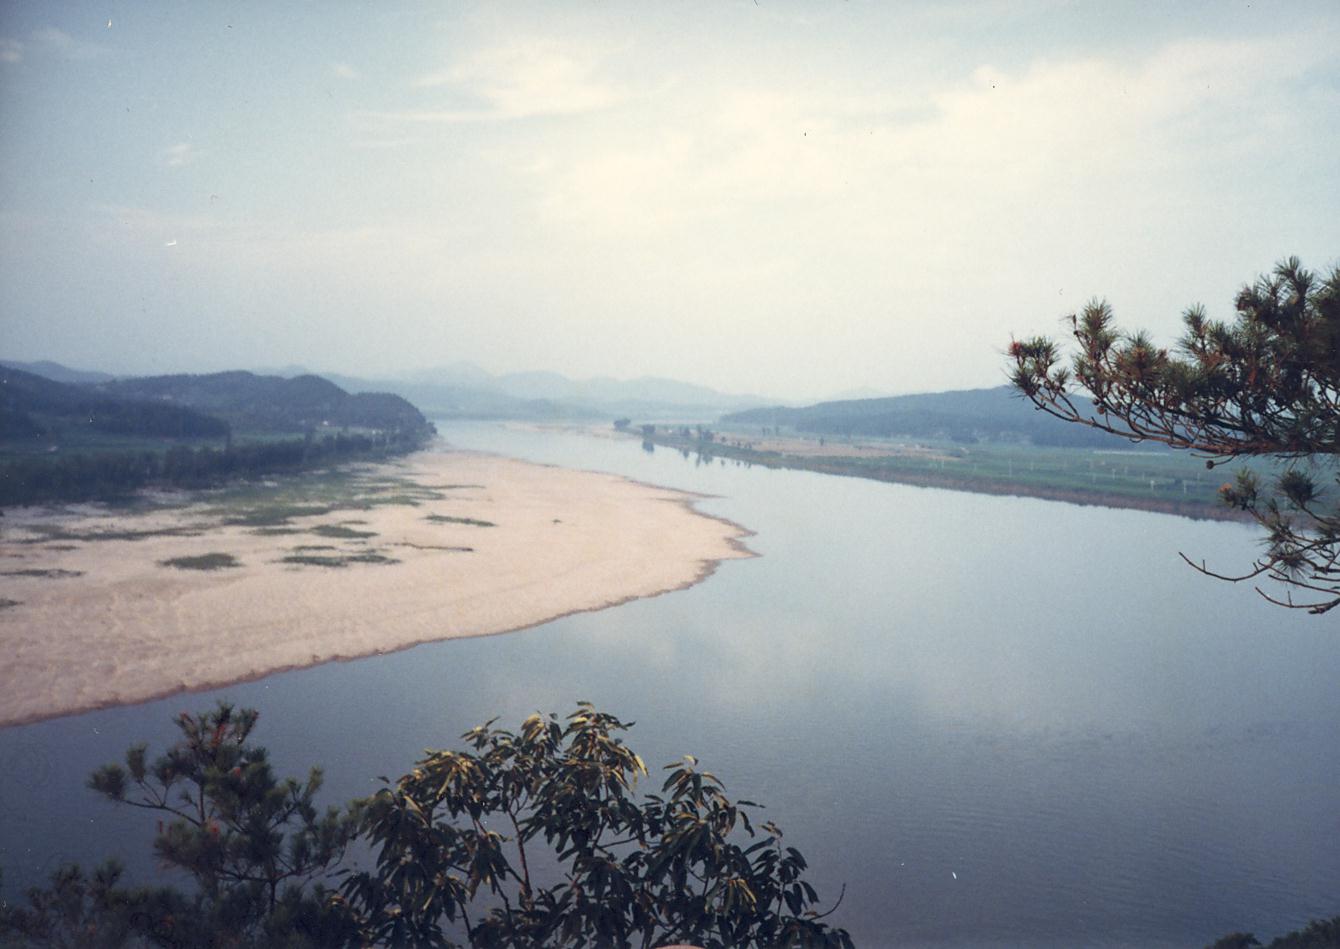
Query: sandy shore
0 450 753 728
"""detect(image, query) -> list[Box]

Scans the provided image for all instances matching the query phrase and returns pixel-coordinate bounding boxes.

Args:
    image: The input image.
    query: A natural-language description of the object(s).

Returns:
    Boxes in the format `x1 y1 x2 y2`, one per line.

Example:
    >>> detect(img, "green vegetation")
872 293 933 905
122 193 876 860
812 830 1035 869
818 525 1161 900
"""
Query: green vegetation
425 514 497 527
279 551 398 568
0 368 435 507
722 384 1119 447
1010 256 1340 613
1206 917 1340 948
221 504 339 527
1 366 228 443
95 371 428 436
0 568 84 578
0 598 19 610
12 523 206 544
644 427 1259 521
0 432 431 508
0 704 851 947
158 553 242 571
309 524 378 540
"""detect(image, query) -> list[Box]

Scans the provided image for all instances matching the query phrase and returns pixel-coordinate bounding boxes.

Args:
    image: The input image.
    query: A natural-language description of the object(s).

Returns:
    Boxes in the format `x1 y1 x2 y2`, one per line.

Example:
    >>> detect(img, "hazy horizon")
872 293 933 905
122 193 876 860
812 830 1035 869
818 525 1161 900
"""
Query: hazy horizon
2 1 1337 402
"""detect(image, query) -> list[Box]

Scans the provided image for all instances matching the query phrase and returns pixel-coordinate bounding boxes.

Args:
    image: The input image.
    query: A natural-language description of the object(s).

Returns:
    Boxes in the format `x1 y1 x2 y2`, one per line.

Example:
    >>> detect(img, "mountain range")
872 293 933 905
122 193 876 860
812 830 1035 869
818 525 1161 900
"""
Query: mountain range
721 385 1137 449
1 364 430 444
319 362 773 421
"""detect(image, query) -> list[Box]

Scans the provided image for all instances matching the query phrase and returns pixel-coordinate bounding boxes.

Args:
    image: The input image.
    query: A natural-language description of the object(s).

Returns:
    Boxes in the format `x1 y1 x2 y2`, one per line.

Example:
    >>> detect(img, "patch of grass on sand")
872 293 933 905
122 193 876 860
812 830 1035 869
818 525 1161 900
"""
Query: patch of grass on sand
18 524 204 544
292 544 338 552
310 524 379 539
0 598 20 610
425 514 496 527
160 553 242 571
393 542 474 552
0 568 85 579
360 493 429 507
280 551 399 568
221 503 336 527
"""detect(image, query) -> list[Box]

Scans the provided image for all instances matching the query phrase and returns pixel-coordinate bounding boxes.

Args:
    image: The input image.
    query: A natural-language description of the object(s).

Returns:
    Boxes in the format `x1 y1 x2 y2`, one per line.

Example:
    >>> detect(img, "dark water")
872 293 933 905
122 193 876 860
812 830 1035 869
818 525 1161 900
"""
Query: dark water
2 422 1337 947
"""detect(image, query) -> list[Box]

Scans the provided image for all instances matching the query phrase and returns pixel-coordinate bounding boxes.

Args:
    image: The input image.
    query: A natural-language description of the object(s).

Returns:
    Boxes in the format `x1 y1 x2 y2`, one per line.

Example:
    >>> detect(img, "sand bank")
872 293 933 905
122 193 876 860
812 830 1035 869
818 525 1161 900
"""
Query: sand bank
0 451 753 728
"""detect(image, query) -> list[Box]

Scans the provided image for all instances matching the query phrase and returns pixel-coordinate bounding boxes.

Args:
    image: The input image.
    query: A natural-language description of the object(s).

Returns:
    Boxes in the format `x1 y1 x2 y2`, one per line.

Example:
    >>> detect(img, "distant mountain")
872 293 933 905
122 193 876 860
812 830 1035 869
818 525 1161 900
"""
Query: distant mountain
819 385 898 402
403 362 495 389
0 359 117 385
96 371 430 435
385 366 771 420
1 366 228 441
721 385 1137 449
322 373 594 422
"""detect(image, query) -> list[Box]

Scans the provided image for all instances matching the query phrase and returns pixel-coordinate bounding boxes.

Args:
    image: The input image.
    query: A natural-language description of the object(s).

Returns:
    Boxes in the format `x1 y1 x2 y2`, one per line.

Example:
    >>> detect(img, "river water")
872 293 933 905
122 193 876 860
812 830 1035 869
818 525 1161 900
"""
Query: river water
1 421 1337 947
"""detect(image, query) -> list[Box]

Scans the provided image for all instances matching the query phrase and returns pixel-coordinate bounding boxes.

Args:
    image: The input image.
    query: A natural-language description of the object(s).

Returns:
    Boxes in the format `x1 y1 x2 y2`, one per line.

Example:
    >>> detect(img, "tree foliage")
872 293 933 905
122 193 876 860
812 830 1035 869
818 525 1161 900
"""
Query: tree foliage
1205 915 1340 949
0 429 427 507
1 704 850 948
341 703 850 948
1009 256 1340 613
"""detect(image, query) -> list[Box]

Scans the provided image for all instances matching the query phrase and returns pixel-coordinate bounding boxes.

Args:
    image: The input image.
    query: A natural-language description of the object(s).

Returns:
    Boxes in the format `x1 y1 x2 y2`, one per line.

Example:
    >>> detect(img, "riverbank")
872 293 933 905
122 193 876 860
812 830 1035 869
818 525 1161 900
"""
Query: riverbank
0 450 753 727
633 428 1252 523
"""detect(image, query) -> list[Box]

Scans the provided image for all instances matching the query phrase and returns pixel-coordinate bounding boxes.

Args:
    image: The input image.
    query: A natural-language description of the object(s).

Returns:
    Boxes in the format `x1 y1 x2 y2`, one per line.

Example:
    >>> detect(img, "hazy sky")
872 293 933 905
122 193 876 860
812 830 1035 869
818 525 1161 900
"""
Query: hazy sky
2 2 1337 400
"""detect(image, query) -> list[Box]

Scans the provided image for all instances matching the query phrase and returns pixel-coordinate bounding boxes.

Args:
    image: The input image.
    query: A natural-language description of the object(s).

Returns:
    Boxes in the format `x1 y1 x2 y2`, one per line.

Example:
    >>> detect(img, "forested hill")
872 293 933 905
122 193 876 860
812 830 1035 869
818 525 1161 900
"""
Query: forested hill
96 371 430 435
1 366 229 441
721 385 1131 448
1 368 436 505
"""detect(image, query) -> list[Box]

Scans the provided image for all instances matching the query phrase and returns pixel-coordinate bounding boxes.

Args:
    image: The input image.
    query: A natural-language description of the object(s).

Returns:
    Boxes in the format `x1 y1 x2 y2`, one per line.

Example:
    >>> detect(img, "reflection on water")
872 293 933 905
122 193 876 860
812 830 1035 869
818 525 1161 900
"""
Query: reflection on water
1 422 1336 947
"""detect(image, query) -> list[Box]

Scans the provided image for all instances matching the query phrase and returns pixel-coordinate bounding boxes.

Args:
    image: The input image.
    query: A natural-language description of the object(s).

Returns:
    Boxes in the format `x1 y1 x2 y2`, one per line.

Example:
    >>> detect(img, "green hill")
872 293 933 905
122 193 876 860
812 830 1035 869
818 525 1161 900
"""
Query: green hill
722 385 1137 449
0 367 435 506
96 371 429 435
1 366 229 443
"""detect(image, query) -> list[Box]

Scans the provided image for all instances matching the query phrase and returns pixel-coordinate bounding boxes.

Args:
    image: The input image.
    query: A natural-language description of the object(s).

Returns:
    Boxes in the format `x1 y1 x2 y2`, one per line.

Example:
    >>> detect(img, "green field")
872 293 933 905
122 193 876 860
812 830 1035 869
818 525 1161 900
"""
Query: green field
646 427 1277 521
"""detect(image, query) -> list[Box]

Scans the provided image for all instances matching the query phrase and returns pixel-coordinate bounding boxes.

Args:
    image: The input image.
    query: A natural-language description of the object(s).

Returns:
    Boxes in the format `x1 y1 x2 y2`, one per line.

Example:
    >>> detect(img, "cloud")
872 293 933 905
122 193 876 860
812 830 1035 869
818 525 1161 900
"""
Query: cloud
162 142 199 168
517 29 1333 240
331 61 359 80
0 38 21 64
368 38 626 124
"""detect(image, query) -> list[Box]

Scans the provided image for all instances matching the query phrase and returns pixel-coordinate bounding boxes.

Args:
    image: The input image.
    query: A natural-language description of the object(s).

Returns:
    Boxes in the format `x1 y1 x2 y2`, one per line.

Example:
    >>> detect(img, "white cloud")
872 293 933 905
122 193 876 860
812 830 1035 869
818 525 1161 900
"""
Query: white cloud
0 38 21 64
398 38 626 123
162 142 199 168
331 61 359 80
517 29 1331 242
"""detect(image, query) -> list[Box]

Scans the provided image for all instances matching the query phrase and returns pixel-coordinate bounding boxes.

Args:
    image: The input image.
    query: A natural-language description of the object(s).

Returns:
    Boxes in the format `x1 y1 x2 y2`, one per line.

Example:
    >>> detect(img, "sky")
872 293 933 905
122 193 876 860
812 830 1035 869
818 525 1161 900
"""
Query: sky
1 1 1337 401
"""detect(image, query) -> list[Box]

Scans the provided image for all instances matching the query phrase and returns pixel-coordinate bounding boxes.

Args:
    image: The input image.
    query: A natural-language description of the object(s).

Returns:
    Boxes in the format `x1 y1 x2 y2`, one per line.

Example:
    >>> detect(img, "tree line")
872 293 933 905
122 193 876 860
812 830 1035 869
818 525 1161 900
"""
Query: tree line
0 429 427 507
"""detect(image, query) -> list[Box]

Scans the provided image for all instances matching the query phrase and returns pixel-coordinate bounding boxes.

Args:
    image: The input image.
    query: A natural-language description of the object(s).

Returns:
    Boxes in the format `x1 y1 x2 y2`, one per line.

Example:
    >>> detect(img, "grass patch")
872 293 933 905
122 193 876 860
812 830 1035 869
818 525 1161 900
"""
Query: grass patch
425 514 496 527
392 542 474 552
17 525 204 544
247 526 304 536
0 568 85 579
291 544 338 552
280 551 399 568
0 598 20 610
361 493 429 507
220 503 336 527
160 553 242 571
310 524 379 539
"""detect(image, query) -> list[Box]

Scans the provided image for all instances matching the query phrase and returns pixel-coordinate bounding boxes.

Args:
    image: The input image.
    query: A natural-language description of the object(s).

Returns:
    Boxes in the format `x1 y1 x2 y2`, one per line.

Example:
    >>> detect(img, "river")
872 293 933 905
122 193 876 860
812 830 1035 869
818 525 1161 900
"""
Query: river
1 421 1336 947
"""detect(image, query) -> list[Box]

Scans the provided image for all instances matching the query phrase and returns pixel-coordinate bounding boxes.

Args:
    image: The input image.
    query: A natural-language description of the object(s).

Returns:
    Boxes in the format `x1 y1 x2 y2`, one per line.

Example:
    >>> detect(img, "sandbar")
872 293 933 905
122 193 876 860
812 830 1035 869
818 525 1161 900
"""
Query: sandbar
0 450 753 728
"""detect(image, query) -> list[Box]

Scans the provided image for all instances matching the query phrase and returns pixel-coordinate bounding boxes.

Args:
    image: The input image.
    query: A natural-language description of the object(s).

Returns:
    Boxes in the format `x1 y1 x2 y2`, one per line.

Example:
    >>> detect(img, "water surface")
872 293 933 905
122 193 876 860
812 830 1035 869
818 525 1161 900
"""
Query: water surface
2 422 1336 948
